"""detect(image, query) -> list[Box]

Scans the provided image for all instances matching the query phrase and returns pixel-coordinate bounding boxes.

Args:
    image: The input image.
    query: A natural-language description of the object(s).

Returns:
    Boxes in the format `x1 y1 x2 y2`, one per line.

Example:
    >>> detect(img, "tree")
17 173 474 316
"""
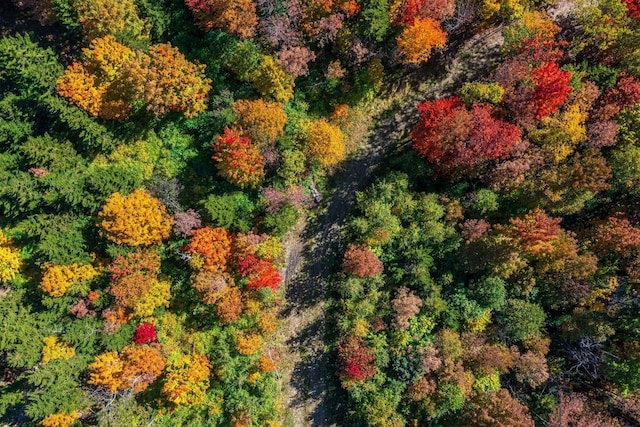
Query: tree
514 351 549 387
234 331 263 355
40 263 98 297
277 46 316 77
211 127 265 189
397 18 447 65
399 0 455 23
127 43 211 118
98 189 172 246
462 389 535 427
506 209 561 254
250 56 295 103
302 118 346 167
133 322 158 344
183 227 232 271
531 62 573 120
591 214 640 257
0 230 22 283
232 99 287 146
411 97 522 175
39 411 78 427
41 336 75 364
337 336 376 383
459 82 505 105
548 393 618 427
191 270 232 304
503 299 545 341
392 287 423 330
185 0 258 39
56 35 136 120
162 353 211 406
73 0 149 43
237 255 282 291
216 287 243 324
341 244 384 277
172 210 202 238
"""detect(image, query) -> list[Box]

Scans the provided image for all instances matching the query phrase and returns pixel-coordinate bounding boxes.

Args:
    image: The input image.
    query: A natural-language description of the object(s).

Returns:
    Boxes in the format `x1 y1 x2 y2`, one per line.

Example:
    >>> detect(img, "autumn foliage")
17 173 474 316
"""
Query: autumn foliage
531 62 573 120
337 336 376 383
341 244 384 277
133 322 158 344
162 353 211 406
232 99 287 146
302 118 346 167
98 189 172 246
184 227 232 271
211 127 265 189
0 230 22 283
73 0 149 42
237 254 282 291
397 18 447 65
185 0 258 39
40 263 98 297
88 344 166 393
411 97 522 175
127 43 211 118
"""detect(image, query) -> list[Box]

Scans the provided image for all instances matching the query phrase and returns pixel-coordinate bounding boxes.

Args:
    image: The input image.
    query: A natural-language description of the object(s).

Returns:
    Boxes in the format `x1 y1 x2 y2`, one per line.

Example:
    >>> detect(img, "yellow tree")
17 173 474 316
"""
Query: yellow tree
397 18 447 65
39 411 78 427
0 230 22 283
56 35 136 120
251 56 295 103
73 0 149 43
302 118 346 166
232 99 287 146
162 353 211 406
40 263 99 297
127 43 212 118
98 189 172 246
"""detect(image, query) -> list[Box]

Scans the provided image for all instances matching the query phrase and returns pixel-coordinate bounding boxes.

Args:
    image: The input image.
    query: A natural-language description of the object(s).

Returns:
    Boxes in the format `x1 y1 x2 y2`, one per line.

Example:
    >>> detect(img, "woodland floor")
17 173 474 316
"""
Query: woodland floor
277 25 507 427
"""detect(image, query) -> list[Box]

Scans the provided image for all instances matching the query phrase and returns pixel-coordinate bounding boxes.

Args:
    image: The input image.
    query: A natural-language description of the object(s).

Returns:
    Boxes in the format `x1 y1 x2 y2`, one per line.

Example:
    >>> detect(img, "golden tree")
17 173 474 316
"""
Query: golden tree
0 230 22 283
232 99 287 146
73 0 149 43
39 411 78 427
98 189 172 246
162 353 211 406
56 35 136 120
302 118 346 166
41 337 75 364
127 43 211 118
397 18 447 65
40 263 99 297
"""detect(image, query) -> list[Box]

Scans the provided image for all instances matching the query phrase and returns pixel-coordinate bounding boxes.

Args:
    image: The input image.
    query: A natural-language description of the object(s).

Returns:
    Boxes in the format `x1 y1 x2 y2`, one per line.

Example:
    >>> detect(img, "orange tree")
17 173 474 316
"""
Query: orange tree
397 18 447 65
211 127 265 188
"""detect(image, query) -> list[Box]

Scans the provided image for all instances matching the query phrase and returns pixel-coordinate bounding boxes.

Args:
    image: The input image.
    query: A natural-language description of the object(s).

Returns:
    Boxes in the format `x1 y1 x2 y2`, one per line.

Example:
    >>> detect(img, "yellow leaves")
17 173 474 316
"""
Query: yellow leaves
56 36 135 120
163 353 211 406
40 263 98 297
466 308 493 332
0 230 21 283
397 18 447 65
57 37 210 120
88 351 124 392
73 0 149 43
41 336 75 364
301 118 346 166
232 99 287 146
530 104 588 162
251 56 295 103
88 344 166 393
98 189 172 246
234 332 263 356
581 276 618 311
132 279 171 317
39 411 78 427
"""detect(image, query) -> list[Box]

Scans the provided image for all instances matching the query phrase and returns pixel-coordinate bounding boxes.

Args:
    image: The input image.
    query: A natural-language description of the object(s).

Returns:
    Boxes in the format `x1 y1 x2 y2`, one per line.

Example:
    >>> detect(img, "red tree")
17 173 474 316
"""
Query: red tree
211 127 265 189
411 97 521 175
237 254 282 291
133 322 158 344
341 244 383 278
624 0 640 19
399 0 455 24
507 208 562 254
337 336 376 383
532 61 572 120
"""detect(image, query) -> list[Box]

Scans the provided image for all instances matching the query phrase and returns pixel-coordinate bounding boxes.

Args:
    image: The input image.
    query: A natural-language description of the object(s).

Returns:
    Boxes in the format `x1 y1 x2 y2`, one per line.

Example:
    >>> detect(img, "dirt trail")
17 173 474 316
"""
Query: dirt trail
278 26 505 427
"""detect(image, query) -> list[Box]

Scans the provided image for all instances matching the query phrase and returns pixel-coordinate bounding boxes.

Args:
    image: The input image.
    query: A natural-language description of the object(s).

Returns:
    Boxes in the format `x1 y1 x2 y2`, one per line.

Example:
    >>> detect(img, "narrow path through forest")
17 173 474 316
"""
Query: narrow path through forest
278 26 506 427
